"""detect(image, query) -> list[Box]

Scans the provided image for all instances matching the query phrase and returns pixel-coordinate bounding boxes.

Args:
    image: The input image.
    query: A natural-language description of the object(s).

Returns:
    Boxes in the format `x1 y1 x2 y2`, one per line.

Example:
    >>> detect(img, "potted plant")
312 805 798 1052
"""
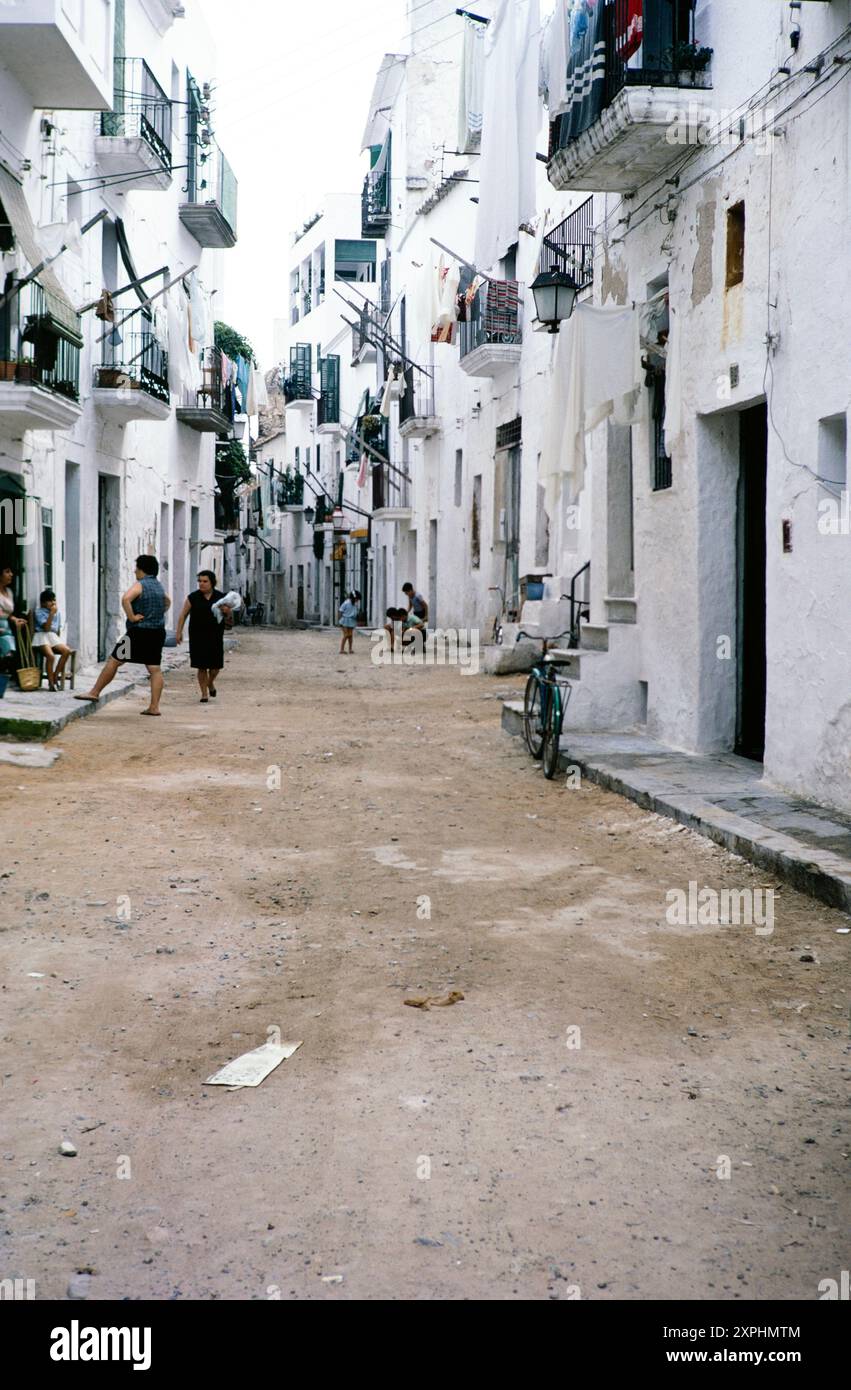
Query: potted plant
15 358 36 384
668 42 713 83
361 413 382 439
0 359 15 382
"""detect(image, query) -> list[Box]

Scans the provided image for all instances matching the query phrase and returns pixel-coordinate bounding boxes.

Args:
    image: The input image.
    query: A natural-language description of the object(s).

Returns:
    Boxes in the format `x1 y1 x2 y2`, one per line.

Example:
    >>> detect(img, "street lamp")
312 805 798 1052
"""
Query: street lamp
530 269 579 333
304 505 316 525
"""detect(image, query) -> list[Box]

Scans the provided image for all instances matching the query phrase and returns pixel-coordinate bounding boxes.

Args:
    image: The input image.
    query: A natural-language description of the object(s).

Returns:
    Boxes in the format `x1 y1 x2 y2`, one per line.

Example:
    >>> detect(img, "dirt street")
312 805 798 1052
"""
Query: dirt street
0 630 847 1301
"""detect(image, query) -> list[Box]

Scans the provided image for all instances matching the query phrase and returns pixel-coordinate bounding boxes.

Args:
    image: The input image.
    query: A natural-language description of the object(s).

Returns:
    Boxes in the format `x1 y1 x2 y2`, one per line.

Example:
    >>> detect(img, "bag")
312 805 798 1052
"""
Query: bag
15 625 41 691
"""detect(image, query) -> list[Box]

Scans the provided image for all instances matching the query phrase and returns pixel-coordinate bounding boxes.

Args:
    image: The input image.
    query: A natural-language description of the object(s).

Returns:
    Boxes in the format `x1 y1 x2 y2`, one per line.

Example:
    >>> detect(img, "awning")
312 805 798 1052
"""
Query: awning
0 162 82 346
335 240 377 266
361 54 406 150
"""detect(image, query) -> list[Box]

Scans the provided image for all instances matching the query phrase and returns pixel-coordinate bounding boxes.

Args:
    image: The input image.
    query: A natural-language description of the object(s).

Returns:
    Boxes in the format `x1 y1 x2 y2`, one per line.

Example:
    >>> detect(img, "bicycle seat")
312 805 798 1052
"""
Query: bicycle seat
543 653 574 666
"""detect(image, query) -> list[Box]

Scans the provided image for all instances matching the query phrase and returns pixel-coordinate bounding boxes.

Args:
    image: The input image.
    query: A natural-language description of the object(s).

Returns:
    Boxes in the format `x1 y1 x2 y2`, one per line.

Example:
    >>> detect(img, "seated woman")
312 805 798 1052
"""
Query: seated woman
32 588 73 690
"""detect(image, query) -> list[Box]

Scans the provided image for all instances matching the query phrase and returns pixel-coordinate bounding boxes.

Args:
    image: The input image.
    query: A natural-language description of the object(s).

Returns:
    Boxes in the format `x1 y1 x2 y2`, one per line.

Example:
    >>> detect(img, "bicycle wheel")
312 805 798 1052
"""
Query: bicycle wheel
523 672 545 760
542 686 562 779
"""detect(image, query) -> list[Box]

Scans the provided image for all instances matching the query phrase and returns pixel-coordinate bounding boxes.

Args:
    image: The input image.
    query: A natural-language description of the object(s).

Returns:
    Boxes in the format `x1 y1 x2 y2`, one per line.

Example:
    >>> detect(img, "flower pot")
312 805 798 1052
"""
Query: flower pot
0 361 16 382
96 367 123 388
15 363 36 384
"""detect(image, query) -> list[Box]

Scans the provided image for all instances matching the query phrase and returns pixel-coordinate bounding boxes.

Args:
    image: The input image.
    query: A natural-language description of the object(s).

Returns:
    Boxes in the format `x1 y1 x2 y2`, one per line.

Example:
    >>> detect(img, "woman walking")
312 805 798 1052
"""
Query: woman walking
175 570 231 702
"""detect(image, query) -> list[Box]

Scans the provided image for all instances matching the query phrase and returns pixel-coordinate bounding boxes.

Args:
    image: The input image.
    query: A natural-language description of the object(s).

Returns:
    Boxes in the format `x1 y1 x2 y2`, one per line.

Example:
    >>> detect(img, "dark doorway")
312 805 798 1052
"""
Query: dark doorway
97 475 121 661
736 403 768 761
296 564 304 621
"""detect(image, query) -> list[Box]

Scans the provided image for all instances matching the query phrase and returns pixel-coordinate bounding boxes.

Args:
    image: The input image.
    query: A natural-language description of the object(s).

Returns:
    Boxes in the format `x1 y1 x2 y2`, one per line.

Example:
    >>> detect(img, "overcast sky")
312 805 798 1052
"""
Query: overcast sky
196 0 409 368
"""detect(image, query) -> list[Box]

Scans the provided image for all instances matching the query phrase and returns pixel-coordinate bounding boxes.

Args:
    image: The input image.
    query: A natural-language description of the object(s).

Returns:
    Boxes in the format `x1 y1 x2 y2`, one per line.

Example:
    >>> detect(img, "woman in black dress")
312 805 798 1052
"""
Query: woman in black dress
174 570 231 702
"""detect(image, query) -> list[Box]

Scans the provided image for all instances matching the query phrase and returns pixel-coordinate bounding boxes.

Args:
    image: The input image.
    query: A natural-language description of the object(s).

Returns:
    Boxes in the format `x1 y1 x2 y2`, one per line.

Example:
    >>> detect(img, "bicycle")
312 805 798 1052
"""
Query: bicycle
517 629 574 780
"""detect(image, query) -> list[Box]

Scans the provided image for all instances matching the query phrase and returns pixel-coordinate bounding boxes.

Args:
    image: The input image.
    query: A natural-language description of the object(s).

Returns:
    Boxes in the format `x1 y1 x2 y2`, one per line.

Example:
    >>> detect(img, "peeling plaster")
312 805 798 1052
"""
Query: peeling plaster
601 247 629 306
691 181 718 307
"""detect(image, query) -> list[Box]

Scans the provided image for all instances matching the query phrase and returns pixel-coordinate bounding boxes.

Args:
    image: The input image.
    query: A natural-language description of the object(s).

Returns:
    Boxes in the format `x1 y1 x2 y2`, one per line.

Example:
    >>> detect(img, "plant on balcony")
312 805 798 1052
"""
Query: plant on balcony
215 437 251 483
361 413 382 439
0 360 15 381
15 360 36 384
213 320 256 365
668 42 713 74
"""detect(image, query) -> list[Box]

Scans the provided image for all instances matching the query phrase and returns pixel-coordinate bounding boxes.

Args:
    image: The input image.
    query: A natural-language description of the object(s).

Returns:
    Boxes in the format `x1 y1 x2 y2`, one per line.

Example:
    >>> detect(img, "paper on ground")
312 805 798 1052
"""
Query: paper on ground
205 1040 302 1088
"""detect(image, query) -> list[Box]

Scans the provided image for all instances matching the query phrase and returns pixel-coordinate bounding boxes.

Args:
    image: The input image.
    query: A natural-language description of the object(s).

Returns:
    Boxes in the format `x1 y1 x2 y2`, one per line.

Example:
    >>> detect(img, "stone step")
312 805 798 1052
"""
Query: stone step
605 596 637 624
545 647 607 680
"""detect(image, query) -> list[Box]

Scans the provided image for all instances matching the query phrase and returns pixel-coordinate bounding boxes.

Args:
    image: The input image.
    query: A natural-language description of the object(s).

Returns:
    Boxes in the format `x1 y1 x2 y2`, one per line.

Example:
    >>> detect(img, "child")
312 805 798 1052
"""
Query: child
32 588 72 690
339 590 360 654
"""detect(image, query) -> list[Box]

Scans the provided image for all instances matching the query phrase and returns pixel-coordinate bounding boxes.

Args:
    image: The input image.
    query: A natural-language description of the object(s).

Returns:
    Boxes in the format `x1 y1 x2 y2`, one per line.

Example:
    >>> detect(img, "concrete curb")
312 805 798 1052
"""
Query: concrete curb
502 700 851 915
0 638 239 743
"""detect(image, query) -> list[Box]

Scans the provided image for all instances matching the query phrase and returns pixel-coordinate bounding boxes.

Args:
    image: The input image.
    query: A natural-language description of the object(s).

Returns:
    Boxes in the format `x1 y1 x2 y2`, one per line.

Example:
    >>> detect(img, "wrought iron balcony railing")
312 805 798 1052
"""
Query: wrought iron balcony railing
96 327 169 403
284 343 313 403
459 279 522 360
399 366 435 425
550 0 709 157
0 281 81 400
100 57 172 171
362 165 391 238
371 461 410 513
539 195 595 292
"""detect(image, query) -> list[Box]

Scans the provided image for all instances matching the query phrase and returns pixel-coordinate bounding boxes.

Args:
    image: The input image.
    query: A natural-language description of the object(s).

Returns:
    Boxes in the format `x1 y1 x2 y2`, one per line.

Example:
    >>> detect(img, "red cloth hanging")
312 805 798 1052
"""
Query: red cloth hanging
616 0 643 61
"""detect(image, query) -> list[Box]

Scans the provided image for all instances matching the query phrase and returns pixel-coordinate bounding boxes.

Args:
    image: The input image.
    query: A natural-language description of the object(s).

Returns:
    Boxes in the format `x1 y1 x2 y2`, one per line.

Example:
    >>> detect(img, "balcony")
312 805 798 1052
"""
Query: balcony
362 141 392 238
95 59 172 191
317 355 343 436
398 366 439 440
277 469 305 510
176 346 230 432
459 280 522 378
284 344 313 415
548 0 712 194
93 329 170 422
0 282 82 430
371 461 412 523
179 145 238 248
0 0 114 110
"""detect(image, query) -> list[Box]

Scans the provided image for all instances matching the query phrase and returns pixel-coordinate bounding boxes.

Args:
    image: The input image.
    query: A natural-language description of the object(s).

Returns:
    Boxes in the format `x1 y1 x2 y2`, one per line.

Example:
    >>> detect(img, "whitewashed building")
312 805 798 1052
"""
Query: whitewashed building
0 0 237 669
541 0 851 811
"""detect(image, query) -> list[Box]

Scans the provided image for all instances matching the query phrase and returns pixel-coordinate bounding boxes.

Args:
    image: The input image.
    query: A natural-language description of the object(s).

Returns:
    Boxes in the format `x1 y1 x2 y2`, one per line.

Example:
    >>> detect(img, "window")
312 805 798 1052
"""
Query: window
726 202 745 289
650 367 672 491
454 450 463 507
818 414 847 488
42 507 54 587
264 547 272 573
294 447 300 469
305 448 311 473
335 239 377 283
471 475 482 570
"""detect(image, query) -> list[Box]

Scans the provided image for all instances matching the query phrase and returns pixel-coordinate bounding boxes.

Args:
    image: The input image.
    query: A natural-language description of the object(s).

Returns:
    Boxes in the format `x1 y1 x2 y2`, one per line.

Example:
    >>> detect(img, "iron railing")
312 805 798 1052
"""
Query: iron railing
191 344 227 413
285 343 313 403
187 140 238 237
101 57 172 171
362 139 392 238
539 196 595 291
278 469 305 506
96 326 169 403
371 461 411 512
0 281 81 400
550 0 707 155
399 366 435 425
459 279 522 359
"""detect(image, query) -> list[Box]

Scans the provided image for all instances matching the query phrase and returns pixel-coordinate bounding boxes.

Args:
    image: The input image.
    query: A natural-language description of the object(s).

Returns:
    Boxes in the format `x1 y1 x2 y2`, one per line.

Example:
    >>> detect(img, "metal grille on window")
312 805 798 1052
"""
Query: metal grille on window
496 417 522 450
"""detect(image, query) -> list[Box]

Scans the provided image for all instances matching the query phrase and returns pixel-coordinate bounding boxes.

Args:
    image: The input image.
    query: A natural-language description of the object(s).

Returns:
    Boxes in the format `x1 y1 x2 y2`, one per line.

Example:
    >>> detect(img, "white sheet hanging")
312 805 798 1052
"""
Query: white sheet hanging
167 287 199 400
431 253 460 343
540 0 570 116
458 15 486 152
539 303 643 517
474 0 541 272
